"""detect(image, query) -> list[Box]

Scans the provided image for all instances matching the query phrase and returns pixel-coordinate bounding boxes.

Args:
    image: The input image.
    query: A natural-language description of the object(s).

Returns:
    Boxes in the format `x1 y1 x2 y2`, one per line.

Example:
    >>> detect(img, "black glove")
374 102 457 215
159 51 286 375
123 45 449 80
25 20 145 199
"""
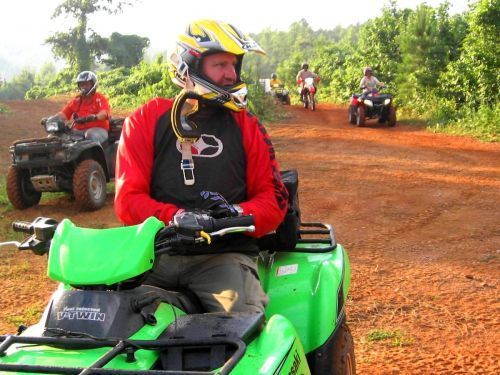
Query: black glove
171 209 214 239
74 114 97 124
198 191 241 218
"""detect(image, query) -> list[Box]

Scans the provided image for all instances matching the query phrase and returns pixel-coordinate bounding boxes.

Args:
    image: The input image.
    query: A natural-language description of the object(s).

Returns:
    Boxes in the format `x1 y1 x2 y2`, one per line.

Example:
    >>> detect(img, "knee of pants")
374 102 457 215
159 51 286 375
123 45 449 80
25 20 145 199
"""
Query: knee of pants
85 127 108 143
187 256 268 313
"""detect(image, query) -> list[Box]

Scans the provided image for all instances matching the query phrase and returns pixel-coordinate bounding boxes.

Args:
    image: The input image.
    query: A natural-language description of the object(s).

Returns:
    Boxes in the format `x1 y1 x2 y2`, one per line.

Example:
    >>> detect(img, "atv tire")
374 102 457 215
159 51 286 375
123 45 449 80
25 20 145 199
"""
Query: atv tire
6 166 41 209
356 106 365 126
73 159 107 211
348 106 356 124
387 105 396 127
307 321 356 375
331 323 356 375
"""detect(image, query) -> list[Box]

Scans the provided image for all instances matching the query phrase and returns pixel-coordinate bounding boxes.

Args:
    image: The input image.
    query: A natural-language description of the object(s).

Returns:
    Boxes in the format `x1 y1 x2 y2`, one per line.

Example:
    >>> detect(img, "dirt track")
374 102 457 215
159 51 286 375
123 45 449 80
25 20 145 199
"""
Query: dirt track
0 98 499 374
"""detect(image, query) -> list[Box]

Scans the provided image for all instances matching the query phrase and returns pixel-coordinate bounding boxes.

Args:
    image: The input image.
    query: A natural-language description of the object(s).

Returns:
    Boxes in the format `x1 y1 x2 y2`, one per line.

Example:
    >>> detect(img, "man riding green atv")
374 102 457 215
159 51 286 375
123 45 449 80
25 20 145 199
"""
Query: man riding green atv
0 170 355 374
0 19 355 374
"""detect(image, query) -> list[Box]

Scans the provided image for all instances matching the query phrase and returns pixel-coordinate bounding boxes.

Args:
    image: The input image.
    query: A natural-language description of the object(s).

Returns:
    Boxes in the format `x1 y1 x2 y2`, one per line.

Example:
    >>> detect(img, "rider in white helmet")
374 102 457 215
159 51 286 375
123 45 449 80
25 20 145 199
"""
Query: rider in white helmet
359 66 384 94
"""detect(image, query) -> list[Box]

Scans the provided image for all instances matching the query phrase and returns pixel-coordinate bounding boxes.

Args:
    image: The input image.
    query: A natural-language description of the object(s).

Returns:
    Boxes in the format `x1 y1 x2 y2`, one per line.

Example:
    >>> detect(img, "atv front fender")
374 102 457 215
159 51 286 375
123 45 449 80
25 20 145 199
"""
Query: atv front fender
232 314 311 374
258 244 351 354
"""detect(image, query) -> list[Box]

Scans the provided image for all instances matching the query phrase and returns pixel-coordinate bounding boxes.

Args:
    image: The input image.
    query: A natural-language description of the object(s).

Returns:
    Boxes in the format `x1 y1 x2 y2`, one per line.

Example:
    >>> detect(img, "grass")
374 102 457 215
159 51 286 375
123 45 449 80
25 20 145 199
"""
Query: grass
0 176 14 217
5 303 44 327
0 103 9 113
366 328 414 347
480 253 497 263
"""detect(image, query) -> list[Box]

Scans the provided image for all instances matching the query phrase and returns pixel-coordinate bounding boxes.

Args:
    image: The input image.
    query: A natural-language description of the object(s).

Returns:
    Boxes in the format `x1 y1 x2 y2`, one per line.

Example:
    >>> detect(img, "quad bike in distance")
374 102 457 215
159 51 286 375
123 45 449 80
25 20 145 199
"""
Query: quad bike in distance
6 115 124 211
348 87 396 127
0 170 355 374
299 77 317 111
270 84 291 105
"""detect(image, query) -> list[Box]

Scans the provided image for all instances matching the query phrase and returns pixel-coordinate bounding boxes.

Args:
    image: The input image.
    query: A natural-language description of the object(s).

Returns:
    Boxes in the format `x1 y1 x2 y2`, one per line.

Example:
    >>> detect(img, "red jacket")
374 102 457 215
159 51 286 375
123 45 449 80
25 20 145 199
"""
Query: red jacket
114 98 288 238
61 92 110 131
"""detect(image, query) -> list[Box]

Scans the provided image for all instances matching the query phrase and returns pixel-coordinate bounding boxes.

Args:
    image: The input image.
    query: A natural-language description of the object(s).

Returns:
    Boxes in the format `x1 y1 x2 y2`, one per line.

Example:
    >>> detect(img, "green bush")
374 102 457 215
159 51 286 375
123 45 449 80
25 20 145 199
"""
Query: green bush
429 102 500 141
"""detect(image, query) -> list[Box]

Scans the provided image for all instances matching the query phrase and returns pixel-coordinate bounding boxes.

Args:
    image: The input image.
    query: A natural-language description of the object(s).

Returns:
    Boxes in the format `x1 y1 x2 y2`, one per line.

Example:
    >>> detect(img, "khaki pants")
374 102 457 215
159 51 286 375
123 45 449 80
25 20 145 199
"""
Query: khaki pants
145 252 268 313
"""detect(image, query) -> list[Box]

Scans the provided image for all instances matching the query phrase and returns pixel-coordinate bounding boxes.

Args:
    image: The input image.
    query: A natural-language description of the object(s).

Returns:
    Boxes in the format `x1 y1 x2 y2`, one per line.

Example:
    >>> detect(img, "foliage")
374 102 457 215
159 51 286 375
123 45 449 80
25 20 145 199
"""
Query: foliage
46 0 137 72
241 0 498 141
0 69 36 100
12 0 500 140
26 68 77 99
0 176 9 206
99 55 179 109
438 0 499 109
99 32 150 68
429 102 500 141
246 76 289 123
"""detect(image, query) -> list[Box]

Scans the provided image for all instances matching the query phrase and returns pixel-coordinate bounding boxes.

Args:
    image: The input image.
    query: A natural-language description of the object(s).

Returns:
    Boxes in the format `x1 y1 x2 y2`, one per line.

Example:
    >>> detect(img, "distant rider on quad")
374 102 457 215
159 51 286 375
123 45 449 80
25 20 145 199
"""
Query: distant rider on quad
52 71 110 143
270 73 283 89
296 62 320 98
359 66 384 94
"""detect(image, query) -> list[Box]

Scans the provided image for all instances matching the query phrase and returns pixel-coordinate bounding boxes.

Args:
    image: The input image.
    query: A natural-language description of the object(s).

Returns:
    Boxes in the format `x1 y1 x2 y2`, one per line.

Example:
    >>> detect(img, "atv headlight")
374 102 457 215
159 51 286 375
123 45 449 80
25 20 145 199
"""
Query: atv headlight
45 121 61 133
364 99 373 107
53 150 66 160
16 154 29 161
384 98 391 105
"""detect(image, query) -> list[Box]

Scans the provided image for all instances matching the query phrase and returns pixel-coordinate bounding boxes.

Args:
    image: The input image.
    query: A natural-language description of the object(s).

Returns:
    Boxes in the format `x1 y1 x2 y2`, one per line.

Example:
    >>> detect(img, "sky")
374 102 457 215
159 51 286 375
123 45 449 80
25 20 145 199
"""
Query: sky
0 0 471 79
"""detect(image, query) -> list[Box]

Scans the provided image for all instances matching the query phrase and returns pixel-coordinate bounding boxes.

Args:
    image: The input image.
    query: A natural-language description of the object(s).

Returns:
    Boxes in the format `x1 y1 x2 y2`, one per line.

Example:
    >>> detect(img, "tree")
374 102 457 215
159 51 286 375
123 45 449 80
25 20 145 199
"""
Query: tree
0 69 36 100
440 0 499 108
357 1 408 84
46 0 133 72
99 32 149 68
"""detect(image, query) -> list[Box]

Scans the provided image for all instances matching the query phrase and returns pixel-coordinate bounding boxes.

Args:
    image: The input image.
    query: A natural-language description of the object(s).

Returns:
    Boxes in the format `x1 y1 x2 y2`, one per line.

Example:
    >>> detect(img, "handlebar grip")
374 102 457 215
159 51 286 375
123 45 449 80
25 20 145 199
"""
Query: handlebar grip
12 221 33 234
211 216 255 231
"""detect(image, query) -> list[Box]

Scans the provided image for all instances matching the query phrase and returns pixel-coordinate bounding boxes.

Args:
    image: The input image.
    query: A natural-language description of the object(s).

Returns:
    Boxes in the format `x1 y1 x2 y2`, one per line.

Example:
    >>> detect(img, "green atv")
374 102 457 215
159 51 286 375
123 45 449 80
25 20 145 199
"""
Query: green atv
0 171 355 374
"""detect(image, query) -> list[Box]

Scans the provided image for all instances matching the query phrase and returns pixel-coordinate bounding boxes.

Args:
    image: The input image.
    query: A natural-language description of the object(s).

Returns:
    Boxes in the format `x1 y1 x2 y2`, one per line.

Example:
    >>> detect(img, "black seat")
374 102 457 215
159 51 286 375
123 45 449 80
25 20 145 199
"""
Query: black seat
257 170 301 251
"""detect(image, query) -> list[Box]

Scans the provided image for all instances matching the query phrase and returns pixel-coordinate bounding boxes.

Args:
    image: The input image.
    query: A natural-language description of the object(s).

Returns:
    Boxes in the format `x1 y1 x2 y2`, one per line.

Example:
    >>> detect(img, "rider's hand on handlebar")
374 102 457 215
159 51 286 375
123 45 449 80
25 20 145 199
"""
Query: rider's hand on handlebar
172 209 206 230
74 114 98 124
198 191 241 218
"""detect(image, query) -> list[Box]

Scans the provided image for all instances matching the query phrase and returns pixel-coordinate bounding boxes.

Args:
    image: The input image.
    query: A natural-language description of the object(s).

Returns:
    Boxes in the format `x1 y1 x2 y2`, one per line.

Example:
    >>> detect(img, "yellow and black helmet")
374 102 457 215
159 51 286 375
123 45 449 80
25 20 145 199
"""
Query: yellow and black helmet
168 19 266 112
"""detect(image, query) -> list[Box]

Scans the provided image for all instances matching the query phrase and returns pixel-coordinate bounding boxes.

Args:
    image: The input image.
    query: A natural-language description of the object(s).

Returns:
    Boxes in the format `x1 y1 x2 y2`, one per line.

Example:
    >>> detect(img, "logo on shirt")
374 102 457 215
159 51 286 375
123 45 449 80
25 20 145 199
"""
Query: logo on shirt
176 134 223 157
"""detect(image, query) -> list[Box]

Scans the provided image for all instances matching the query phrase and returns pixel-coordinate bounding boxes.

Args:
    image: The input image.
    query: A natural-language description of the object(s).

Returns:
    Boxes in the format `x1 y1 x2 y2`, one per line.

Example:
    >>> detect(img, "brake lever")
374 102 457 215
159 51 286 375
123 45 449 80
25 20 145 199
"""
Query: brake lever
0 241 22 249
209 225 256 238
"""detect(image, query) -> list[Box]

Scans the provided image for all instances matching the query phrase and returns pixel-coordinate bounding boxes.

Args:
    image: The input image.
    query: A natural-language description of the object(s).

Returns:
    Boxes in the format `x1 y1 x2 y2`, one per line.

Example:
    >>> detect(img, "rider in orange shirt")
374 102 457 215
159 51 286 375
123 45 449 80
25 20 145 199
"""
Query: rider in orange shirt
55 71 110 143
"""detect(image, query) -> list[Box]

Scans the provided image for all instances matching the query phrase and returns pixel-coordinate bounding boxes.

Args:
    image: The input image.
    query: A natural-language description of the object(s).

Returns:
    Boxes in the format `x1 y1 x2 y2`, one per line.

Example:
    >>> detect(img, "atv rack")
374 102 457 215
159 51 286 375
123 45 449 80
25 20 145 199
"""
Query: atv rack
296 222 337 252
0 335 245 374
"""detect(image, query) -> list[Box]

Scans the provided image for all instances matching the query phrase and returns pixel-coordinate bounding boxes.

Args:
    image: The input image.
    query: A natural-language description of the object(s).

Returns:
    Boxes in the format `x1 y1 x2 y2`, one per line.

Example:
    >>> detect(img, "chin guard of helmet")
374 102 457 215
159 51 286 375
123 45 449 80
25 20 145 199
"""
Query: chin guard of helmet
171 90 205 186
171 90 203 142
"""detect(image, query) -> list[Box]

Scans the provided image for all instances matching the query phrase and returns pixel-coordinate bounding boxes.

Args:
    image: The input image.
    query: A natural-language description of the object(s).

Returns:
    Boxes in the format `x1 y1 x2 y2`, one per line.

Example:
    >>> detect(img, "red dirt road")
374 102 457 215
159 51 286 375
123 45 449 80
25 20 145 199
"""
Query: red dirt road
0 99 499 374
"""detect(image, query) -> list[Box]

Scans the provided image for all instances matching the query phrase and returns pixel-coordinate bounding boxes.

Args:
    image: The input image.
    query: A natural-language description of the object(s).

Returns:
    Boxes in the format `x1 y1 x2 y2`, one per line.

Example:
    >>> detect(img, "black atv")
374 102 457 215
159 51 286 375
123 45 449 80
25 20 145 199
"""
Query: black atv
6 116 124 211
270 85 291 105
348 87 396 127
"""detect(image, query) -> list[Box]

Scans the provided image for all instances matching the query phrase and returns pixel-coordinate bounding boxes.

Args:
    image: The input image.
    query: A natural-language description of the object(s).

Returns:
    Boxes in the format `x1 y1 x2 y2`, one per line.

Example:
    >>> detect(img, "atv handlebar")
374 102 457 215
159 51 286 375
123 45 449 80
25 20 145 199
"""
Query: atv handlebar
154 214 255 255
0 217 59 255
1 215 255 256
12 220 34 234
